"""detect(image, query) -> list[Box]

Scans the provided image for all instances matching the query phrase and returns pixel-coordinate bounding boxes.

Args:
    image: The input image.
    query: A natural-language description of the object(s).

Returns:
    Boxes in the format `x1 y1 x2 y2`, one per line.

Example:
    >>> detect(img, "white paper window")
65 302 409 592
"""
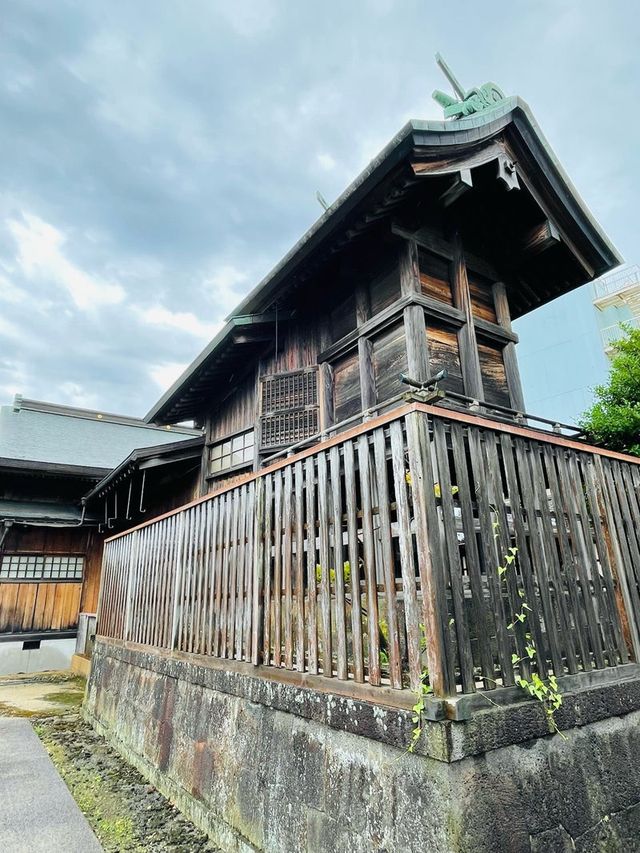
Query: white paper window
0 554 84 581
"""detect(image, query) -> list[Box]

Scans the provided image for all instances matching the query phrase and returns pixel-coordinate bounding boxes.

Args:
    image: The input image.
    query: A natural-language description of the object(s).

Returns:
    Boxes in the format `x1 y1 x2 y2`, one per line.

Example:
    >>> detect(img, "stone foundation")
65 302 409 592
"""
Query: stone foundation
86 639 640 852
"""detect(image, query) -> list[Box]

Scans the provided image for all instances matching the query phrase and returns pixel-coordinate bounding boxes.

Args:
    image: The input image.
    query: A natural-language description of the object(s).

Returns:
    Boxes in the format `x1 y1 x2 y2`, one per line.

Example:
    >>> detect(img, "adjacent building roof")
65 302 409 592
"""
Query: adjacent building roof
0 397 201 473
145 97 622 425
83 435 204 504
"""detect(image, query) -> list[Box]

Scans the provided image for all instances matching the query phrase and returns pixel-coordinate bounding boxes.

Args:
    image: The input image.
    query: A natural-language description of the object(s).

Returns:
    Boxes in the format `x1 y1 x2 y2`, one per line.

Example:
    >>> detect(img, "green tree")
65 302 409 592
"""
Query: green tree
579 324 640 456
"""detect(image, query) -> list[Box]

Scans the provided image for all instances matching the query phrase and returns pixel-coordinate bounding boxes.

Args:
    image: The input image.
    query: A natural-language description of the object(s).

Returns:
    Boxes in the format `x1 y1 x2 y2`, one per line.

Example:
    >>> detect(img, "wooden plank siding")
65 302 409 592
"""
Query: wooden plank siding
97 403 640 699
0 526 103 635
200 232 518 495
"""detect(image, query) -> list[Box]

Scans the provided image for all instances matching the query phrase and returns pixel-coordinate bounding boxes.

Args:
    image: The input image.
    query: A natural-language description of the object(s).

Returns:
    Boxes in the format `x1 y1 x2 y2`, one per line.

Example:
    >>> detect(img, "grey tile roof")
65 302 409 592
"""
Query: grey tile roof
0 398 201 471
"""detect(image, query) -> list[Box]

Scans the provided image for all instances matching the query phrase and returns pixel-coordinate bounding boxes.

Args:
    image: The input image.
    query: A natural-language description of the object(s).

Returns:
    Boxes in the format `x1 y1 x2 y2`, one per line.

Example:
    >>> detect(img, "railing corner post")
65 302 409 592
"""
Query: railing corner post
405 409 453 698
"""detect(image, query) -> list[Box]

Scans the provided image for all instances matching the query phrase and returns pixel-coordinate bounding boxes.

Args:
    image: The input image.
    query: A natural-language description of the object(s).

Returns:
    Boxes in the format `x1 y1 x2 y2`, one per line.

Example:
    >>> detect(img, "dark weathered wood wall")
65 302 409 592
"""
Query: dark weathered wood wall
200 228 522 493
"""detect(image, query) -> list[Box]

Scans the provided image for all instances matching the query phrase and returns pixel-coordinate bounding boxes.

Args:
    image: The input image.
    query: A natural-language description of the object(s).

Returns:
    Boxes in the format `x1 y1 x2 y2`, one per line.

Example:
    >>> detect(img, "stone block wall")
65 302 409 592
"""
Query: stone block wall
86 640 640 852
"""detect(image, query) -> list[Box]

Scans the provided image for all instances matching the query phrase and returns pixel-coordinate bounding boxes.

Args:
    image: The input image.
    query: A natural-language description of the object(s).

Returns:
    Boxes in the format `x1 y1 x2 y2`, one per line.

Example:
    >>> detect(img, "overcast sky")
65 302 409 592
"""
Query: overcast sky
1 1 638 417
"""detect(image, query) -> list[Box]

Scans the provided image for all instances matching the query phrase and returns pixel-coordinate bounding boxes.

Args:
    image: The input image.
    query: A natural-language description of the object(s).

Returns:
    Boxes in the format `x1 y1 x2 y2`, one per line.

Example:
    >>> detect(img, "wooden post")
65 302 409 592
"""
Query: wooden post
123 530 140 643
452 234 483 400
493 281 525 412
405 410 453 696
399 239 430 382
170 515 186 651
319 362 334 434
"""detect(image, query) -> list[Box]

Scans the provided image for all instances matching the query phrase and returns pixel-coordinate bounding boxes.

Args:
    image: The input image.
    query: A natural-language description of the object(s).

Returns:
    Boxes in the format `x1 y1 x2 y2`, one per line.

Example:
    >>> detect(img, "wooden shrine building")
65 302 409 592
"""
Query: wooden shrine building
88 67 640 851
142 92 619 490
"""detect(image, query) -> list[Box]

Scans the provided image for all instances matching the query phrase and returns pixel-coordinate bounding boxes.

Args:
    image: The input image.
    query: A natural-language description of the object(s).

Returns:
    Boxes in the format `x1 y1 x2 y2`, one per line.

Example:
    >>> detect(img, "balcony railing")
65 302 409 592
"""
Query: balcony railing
97 402 640 705
593 264 640 304
601 317 640 352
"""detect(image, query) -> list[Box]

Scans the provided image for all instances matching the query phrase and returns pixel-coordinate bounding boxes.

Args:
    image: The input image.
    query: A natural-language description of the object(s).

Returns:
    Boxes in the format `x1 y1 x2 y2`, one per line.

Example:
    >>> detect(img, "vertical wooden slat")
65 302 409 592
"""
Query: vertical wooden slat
579 455 627 664
389 420 422 690
273 473 283 668
251 477 265 664
213 497 225 656
371 428 402 688
432 419 475 692
449 422 495 688
227 488 241 658
243 481 256 660
343 440 364 682
262 474 274 665
553 447 605 669
598 457 640 658
317 451 333 677
526 442 578 675
294 461 306 672
506 438 556 675
466 428 514 687
329 445 348 680
568 453 617 666
405 411 453 695
304 456 318 674
283 466 294 669
357 433 381 686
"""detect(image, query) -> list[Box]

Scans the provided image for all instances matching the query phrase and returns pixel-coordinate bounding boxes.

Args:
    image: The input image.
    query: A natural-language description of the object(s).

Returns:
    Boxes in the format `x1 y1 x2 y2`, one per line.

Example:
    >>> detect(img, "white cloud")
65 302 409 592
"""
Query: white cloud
316 152 336 172
139 305 220 339
0 315 22 341
57 381 99 410
0 275 26 304
8 213 125 310
202 263 250 315
149 361 189 391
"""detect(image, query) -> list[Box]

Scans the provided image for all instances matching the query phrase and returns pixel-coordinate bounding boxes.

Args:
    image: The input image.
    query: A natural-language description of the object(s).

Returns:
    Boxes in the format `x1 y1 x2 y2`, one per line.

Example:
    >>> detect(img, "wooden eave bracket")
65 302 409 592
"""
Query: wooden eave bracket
438 168 473 208
496 152 520 191
521 219 562 257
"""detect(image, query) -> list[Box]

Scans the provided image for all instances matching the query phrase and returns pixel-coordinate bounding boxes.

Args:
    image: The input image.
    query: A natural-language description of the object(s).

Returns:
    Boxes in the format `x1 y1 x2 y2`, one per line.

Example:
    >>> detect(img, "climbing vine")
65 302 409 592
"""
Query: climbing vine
494 521 564 737
408 625 431 753
407 521 565 753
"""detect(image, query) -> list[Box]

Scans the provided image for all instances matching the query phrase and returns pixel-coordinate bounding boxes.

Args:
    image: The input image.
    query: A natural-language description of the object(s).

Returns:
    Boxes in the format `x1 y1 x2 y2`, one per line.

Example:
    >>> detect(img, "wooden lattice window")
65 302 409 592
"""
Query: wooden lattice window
259 367 319 450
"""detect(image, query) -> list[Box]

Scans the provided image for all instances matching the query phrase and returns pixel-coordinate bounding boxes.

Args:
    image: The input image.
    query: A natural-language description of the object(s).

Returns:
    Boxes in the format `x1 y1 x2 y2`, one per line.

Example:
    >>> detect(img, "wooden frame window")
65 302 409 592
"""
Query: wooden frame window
208 429 255 476
0 554 84 582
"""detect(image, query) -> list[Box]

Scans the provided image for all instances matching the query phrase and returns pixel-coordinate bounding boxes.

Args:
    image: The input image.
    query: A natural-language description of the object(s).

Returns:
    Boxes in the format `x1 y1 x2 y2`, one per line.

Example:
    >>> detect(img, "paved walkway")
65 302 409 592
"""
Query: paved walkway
0 718 103 852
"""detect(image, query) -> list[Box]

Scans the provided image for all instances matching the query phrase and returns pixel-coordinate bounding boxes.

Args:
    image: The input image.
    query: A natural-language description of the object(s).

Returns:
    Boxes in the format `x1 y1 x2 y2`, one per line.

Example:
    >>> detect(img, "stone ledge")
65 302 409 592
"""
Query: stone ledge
93 638 640 763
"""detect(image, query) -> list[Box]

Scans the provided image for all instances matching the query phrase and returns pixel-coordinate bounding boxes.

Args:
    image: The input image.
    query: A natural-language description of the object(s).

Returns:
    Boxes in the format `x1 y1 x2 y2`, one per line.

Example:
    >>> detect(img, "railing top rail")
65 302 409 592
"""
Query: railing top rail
105 399 640 544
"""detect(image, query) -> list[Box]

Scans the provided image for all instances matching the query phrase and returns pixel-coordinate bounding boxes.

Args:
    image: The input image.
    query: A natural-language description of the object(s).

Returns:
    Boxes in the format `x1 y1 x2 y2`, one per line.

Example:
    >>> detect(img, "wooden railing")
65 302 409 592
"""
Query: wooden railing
97 402 640 698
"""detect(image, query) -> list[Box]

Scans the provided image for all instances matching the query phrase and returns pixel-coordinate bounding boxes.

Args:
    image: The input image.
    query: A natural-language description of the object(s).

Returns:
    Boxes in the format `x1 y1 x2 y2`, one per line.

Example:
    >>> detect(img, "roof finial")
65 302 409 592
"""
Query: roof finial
432 53 506 120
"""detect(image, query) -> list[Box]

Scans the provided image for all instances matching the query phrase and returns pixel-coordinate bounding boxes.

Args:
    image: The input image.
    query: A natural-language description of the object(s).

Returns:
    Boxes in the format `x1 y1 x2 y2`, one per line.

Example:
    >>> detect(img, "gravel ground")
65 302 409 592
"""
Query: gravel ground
35 714 221 853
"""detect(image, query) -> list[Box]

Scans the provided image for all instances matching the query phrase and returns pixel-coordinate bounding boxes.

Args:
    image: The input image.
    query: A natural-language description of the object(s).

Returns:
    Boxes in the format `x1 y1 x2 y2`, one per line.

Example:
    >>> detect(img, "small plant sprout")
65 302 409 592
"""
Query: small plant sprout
496 536 564 737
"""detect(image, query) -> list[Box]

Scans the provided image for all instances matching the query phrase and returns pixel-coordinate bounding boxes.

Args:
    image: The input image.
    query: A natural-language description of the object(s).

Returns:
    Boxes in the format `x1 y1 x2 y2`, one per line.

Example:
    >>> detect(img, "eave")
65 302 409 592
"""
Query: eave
145 97 621 425
83 435 205 503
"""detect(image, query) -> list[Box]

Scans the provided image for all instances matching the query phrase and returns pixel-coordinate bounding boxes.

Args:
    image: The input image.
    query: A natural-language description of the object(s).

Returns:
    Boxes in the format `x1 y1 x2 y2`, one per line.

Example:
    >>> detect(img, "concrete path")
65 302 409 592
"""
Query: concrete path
0 718 103 852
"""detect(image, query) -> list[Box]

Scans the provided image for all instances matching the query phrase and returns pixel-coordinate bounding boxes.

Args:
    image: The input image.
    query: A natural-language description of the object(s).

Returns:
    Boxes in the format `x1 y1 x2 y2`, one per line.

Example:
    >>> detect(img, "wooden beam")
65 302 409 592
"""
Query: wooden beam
399 239 421 296
493 282 525 412
404 305 430 383
354 282 376 411
520 219 561 257
319 362 334 431
439 169 473 208
452 235 483 400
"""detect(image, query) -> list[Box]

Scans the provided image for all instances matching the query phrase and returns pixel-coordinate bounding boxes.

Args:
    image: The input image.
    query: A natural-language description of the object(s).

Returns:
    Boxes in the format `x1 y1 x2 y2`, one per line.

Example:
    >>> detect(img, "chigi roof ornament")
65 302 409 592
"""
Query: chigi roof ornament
432 53 506 120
